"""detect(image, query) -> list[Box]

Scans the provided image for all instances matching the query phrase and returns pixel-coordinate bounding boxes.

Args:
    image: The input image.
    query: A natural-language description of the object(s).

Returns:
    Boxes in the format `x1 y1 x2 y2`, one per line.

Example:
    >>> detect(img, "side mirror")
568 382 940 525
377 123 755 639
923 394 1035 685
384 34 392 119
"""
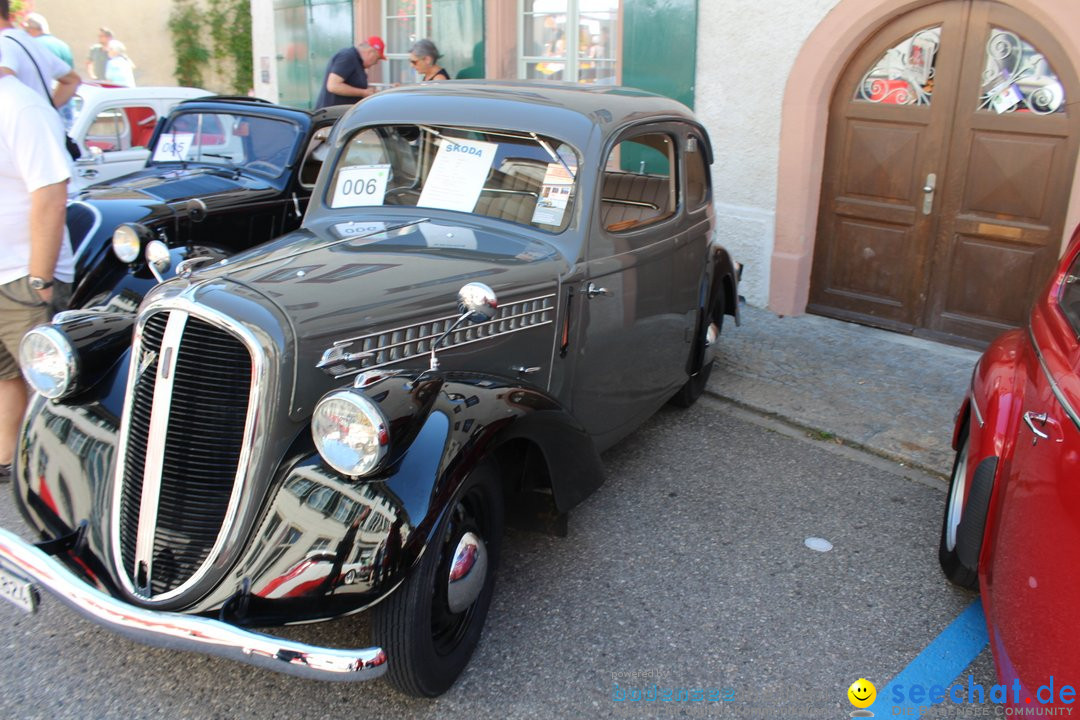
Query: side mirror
457 282 498 323
90 146 105 165
429 282 498 370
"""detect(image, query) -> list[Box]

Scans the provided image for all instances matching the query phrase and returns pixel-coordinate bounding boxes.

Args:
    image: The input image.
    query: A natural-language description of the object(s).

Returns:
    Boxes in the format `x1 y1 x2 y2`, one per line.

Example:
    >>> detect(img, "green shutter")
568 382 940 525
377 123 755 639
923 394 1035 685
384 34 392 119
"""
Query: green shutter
621 0 697 108
274 0 354 109
431 0 485 80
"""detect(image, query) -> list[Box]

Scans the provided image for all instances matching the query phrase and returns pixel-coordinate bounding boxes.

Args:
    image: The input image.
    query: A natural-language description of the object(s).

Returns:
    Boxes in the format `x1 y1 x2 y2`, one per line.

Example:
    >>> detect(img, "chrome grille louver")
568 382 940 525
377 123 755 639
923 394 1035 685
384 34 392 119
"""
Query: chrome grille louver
319 293 556 378
115 308 253 600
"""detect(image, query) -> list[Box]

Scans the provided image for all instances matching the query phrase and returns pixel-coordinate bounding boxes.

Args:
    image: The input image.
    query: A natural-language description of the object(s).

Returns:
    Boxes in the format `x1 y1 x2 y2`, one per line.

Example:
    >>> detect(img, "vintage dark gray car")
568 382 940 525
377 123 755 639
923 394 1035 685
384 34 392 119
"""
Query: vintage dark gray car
1 82 740 697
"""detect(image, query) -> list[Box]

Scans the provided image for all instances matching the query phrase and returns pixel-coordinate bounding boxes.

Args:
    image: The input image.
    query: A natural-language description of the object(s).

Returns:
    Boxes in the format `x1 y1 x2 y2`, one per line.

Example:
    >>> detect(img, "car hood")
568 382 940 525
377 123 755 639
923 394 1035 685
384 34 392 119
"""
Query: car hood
76 165 274 204
183 214 568 414
205 215 567 336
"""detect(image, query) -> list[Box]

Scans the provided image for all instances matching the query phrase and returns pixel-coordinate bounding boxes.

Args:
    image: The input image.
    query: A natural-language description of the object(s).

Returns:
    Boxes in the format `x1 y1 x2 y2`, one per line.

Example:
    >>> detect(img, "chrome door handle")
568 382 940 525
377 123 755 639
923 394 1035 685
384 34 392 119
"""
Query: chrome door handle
922 172 937 215
77 168 99 178
585 282 611 299
1023 411 1049 444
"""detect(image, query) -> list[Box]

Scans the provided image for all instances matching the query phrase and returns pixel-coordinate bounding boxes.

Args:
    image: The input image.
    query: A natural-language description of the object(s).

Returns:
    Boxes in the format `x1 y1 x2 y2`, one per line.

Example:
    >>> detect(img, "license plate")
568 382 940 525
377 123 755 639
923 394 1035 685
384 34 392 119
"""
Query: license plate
0 565 39 613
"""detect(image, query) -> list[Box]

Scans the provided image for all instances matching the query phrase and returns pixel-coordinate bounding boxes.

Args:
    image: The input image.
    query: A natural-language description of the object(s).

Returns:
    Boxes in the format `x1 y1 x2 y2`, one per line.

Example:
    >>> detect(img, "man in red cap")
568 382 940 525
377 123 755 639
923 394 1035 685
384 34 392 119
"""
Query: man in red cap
316 36 385 109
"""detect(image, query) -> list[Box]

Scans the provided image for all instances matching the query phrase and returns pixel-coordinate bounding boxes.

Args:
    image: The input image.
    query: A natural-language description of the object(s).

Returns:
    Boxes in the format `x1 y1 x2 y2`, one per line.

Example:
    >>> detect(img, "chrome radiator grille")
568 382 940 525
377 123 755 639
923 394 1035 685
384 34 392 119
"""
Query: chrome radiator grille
319 293 556 378
117 310 252 599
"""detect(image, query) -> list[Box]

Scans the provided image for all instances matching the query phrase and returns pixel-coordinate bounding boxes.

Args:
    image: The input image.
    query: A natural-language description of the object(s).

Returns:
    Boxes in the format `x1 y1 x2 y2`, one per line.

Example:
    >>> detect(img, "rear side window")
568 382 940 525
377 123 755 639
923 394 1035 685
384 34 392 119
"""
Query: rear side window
600 132 676 232
1060 253 1080 338
685 135 710 209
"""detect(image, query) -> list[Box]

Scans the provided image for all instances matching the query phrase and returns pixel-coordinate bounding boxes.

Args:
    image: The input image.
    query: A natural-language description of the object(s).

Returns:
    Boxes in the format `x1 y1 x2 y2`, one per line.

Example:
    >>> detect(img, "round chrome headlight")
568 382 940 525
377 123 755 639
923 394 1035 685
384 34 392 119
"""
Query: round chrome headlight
19 326 78 399
112 224 142 263
145 239 171 273
312 390 389 477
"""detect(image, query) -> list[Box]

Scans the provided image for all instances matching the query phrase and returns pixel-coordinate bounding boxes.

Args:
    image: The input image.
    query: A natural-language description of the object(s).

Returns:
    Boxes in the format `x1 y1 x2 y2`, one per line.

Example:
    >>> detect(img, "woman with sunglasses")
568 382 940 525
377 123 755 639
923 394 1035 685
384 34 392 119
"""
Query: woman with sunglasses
409 39 450 81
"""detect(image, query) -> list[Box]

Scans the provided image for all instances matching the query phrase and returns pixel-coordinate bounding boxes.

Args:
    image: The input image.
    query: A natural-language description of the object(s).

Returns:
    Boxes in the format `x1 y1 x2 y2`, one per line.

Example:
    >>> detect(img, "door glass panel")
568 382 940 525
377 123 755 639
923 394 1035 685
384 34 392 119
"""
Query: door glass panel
1060 253 1080 339
125 107 158 148
601 133 675 234
853 26 940 106
685 134 709 209
85 108 130 152
979 28 1065 115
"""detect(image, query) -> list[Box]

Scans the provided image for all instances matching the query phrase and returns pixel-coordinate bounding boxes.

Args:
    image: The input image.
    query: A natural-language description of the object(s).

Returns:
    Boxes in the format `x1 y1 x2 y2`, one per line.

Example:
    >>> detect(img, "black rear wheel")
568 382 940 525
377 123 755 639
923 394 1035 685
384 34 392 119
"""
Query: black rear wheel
670 313 722 408
372 462 503 697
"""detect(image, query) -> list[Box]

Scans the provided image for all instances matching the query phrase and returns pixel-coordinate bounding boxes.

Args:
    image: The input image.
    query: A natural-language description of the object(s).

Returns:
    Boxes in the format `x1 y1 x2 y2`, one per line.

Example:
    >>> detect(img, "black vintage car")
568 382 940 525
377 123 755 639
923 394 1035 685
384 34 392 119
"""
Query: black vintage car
66 96 346 310
2 82 740 697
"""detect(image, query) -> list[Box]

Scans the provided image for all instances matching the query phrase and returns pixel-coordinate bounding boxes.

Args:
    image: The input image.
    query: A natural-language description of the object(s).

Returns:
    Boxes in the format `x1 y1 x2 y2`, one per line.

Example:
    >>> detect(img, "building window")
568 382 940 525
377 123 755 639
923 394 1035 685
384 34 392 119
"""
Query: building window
382 0 485 84
384 0 433 85
519 0 619 84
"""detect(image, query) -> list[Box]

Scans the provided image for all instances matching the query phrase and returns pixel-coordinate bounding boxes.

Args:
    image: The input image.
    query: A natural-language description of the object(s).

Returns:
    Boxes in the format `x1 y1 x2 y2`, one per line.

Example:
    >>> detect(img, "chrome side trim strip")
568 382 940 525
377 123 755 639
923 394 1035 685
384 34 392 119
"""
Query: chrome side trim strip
0 528 387 682
1029 328 1080 432
970 388 985 429
68 200 103 264
321 293 556 378
327 322 554 379
133 310 189 595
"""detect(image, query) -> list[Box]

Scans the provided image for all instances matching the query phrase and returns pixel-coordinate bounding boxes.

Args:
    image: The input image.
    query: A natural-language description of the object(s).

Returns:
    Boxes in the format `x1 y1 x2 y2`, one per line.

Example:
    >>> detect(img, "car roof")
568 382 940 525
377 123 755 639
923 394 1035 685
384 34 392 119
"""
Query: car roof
342 81 701 155
174 96 349 123
75 84 212 103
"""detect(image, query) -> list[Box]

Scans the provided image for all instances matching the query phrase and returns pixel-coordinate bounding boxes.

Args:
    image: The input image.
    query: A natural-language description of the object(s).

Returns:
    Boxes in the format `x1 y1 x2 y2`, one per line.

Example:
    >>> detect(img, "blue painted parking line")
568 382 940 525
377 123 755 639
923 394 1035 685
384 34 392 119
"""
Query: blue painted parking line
868 599 989 714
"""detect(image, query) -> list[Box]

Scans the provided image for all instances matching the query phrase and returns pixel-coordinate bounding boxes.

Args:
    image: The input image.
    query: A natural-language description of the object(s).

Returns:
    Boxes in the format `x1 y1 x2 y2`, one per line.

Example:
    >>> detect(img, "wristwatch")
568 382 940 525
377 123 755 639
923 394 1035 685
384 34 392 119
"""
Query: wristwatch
28 276 54 291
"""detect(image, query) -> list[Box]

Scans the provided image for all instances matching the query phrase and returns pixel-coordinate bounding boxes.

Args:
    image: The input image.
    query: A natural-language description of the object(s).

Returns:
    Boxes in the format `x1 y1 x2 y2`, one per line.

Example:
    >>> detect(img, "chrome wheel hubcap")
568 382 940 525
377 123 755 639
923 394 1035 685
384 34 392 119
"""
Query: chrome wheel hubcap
945 446 969 552
446 531 487 614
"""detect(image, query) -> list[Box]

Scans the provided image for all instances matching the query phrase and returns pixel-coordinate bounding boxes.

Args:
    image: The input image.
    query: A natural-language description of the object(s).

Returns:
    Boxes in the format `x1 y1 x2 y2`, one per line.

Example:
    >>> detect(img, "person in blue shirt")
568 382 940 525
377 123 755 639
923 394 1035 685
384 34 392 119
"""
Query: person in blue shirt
316 35 385 109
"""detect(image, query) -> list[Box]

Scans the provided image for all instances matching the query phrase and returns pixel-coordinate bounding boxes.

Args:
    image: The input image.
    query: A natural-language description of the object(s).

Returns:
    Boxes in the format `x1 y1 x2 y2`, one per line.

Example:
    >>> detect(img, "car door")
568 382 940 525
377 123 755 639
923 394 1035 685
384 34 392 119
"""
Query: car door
983 238 1080 693
570 125 698 449
73 102 162 189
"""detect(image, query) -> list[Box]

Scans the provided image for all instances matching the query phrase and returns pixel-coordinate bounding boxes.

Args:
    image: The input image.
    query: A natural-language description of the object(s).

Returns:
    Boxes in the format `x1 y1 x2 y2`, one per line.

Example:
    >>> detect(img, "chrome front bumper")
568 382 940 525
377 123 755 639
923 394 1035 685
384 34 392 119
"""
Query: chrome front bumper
0 527 388 682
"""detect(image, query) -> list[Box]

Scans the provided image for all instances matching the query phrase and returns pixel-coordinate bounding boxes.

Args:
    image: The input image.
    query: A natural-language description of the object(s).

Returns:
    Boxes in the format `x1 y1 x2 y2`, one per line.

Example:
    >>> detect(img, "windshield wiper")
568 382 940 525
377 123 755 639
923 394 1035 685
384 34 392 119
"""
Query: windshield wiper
199 152 242 178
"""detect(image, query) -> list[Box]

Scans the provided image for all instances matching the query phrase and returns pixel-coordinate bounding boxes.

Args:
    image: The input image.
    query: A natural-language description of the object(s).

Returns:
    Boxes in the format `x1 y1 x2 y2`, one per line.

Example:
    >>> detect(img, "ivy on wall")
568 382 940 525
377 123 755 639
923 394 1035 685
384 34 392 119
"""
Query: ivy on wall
168 0 252 93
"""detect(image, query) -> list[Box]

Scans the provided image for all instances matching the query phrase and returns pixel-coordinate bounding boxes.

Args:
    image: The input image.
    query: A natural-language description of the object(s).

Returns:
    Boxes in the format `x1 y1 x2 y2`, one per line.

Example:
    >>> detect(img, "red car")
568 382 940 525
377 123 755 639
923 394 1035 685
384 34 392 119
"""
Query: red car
940 224 1080 705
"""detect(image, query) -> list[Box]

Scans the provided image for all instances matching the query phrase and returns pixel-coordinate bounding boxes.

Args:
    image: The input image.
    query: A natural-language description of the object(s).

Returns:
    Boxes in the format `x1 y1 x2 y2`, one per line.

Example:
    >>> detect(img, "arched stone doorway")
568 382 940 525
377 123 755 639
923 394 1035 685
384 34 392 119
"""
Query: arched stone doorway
770 0 1080 346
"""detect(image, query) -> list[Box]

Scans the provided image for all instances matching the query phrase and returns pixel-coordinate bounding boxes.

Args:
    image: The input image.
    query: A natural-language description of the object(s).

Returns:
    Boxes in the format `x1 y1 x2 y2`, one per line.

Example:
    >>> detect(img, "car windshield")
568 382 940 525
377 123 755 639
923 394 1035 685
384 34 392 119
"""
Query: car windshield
326 124 580 233
150 111 302 178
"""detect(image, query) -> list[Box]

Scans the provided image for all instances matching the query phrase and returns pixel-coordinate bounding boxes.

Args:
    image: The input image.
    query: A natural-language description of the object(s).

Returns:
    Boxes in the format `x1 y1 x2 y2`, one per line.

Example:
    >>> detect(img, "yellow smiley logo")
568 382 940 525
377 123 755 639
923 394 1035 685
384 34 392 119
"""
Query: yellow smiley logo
847 678 876 708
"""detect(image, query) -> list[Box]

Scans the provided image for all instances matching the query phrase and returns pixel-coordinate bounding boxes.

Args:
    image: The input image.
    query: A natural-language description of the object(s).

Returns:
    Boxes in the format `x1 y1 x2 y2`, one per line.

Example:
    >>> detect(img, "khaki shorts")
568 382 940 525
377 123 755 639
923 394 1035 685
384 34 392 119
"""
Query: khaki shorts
0 276 72 381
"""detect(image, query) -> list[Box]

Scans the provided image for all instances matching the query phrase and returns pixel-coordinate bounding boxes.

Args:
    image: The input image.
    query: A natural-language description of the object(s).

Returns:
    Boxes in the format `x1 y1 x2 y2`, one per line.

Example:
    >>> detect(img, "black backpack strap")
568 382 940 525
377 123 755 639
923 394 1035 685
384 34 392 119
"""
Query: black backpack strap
3 33 55 107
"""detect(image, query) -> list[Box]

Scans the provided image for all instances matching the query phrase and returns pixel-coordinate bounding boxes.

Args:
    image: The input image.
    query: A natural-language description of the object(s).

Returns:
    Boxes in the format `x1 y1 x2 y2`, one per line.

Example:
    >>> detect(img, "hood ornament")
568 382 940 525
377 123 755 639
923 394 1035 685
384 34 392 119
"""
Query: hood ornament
137 349 158 379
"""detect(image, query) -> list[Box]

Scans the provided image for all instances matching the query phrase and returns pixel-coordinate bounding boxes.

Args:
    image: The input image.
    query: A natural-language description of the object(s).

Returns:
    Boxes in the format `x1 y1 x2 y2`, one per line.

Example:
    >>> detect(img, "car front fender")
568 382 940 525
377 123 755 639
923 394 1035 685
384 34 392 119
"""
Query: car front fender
202 369 602 625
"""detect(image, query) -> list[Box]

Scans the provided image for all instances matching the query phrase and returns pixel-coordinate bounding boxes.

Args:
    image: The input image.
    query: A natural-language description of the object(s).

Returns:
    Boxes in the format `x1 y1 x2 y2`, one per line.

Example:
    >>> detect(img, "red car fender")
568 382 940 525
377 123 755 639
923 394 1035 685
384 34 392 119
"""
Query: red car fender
967 329 1029 465
956 329 1031 592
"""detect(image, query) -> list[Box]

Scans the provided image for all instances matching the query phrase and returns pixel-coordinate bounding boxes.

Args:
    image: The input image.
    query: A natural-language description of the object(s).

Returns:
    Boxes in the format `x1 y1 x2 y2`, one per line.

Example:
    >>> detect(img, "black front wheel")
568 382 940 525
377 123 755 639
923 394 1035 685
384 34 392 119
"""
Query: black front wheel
372 462 503 697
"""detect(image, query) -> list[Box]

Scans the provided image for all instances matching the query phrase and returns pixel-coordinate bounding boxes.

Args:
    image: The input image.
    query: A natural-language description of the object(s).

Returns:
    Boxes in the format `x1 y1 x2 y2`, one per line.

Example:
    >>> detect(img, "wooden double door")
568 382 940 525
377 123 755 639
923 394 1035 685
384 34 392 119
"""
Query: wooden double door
810 1 1080 346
